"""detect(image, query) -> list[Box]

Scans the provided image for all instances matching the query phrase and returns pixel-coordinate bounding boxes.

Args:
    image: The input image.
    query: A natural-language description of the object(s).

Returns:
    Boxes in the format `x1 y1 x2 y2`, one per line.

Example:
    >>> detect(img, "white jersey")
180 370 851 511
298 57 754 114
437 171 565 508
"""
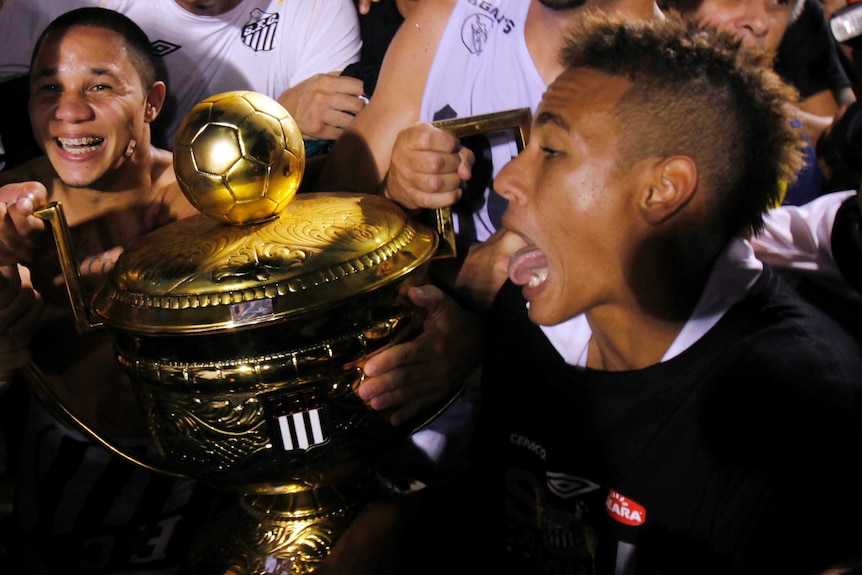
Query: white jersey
408 0 546 469
420 0 546 243
0 0 361 149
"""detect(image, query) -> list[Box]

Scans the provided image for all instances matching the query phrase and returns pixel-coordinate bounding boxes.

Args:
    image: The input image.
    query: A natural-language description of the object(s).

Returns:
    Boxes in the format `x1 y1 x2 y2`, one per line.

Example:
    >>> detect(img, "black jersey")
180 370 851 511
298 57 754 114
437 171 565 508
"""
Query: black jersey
474 266 862 575
3 397 216 574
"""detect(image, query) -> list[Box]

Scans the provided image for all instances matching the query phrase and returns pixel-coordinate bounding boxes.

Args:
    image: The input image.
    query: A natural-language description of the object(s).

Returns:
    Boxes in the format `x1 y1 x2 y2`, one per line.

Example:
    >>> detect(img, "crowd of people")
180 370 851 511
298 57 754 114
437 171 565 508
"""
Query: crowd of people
1 0 862 574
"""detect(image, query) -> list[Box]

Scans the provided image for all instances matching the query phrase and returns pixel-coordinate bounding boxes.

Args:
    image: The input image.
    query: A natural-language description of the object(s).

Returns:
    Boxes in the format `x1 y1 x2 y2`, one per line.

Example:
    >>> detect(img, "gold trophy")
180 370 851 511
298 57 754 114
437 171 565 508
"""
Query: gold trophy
27 91 447 574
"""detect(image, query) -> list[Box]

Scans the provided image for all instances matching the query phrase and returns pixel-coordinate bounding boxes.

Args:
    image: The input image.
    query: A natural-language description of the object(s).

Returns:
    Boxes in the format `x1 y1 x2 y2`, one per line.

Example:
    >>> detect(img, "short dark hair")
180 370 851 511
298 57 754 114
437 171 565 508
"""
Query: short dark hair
30 7 159 90
561 12 804 237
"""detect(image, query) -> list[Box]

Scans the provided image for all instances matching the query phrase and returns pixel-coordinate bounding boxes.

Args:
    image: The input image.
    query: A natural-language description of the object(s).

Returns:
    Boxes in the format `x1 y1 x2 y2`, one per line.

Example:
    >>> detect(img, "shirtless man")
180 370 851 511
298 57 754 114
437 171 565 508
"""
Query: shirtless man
0 8 205 573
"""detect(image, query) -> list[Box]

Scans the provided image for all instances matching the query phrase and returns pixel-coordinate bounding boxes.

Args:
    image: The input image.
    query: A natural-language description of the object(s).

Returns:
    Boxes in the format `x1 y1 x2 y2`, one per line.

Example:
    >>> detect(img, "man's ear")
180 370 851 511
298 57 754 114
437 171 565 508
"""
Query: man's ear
144 81 167 123
640 155 698 225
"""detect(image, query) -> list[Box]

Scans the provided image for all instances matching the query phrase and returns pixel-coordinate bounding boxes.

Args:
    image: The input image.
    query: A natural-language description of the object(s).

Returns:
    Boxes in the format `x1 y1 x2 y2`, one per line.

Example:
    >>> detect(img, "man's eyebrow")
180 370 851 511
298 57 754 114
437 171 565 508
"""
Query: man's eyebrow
89 67 119 78
535 110 571 132
31 68 58 81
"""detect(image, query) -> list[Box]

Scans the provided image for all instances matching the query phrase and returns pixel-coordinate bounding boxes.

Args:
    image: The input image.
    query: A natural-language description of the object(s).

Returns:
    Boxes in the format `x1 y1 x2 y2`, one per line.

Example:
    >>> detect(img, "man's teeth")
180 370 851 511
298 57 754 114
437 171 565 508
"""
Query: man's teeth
527 268 548 288
57 137 103 154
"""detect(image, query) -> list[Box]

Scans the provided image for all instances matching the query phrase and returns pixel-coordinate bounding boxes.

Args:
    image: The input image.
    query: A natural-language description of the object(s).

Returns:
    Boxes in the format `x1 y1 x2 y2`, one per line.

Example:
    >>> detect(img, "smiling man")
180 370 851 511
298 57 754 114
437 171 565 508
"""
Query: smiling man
467 12 862 575
0 8 205 574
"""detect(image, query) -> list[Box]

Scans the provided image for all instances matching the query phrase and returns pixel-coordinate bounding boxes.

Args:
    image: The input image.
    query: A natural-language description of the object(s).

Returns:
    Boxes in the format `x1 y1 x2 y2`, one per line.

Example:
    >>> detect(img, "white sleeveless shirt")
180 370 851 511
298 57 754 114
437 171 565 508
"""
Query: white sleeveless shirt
420 0 547 243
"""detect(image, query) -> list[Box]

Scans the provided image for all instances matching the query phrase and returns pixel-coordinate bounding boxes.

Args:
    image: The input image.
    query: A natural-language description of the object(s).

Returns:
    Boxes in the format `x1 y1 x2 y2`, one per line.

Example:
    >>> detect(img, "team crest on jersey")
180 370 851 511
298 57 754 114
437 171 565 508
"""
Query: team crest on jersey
262 385 330 452
461 13 494 56
605 489 646 526
242 8 278 52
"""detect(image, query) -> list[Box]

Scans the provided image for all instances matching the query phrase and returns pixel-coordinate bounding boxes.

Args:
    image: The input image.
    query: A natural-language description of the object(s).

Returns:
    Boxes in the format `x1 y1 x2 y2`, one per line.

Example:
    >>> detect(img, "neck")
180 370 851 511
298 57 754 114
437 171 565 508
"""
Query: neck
174 0 243 16
585 309 685 371
585 243 717 371
96 137 160 196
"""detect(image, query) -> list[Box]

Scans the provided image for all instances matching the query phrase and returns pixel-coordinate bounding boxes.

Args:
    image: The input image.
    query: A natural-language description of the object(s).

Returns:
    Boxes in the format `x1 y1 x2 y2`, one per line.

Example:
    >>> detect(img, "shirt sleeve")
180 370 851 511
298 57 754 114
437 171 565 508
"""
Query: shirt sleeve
287 0 362 86
752 190 855 283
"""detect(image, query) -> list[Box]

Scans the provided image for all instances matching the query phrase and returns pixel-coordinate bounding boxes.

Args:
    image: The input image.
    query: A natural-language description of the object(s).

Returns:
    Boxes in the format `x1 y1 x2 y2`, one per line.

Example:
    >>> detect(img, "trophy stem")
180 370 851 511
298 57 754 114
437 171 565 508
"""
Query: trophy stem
184 477 372 575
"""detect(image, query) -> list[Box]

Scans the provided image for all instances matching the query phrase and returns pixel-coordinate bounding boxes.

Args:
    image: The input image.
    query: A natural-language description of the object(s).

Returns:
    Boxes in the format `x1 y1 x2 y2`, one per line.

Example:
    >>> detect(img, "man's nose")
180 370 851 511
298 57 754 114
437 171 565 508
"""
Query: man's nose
54 91 95 122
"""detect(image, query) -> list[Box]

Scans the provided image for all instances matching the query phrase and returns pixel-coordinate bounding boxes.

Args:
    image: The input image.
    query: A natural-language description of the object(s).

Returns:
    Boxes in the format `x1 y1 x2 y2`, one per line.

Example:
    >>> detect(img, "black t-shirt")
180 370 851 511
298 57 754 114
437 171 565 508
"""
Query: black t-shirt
775 0 852 99
341 0 405 97
472 266 862 574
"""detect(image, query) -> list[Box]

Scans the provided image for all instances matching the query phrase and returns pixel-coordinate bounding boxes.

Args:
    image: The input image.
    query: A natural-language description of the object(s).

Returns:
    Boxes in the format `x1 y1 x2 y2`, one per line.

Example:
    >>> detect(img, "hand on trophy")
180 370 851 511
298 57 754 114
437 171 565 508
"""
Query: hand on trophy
0 181 48 265
0 264 44 382
358 284 483 427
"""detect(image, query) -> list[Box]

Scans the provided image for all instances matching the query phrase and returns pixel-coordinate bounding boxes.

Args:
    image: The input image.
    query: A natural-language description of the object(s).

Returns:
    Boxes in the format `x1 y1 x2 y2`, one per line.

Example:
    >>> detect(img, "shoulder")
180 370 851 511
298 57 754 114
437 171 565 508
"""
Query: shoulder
150 148 197 219
275 0 356 19
150 147 177 188
331 0 459 168
365 0 458 105
726 271 862 393
831 193 862 293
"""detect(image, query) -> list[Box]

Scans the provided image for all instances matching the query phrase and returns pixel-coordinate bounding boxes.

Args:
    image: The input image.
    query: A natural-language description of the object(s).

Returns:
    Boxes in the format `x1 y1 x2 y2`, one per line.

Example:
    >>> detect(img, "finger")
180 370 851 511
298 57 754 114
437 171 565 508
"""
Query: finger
320 101 367 130
405 284 445 310
457 146 476 181
6 292 43 340
0 264 21 308
331 93 368 118
405 124 462 154
327 74 366 97
363 372 441 415
0 181 47 205
363 338 423 380
0 191 48 264
360 371 418 410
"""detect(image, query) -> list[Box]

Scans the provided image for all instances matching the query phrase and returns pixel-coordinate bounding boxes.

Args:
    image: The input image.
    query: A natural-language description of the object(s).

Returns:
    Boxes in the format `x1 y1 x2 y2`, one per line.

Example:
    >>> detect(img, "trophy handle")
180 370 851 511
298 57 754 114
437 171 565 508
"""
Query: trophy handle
18 202 188 478
430 107 533 259
33 201 102 333
19 362 190 478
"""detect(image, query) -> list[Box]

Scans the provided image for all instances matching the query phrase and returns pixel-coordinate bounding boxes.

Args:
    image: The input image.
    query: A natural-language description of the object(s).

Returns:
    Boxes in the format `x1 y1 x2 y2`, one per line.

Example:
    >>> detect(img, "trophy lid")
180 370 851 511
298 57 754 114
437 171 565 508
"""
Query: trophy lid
90 91 437 335
92 192 438 334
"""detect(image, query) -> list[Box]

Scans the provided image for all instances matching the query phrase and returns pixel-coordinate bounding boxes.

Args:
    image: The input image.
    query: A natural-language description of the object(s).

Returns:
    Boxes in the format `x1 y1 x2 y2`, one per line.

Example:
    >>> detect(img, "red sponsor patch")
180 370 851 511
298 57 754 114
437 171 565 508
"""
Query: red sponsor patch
605 489 646 526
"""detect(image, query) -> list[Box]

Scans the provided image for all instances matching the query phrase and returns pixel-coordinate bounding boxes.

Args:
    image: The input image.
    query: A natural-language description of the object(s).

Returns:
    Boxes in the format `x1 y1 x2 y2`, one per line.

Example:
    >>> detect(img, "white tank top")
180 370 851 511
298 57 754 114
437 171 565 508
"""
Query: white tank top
420 0 546 243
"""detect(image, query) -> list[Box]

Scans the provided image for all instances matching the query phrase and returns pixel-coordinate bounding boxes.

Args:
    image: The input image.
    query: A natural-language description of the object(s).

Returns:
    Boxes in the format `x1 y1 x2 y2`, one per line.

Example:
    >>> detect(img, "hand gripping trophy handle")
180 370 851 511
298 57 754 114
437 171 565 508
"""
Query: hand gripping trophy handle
430 107 532 258
19 201 188 478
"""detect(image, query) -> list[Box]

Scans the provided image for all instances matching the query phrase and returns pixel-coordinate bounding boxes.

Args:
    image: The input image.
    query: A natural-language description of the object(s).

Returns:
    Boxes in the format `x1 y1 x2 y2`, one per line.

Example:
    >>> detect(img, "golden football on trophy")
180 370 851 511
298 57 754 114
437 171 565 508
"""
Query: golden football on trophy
173 90 305 224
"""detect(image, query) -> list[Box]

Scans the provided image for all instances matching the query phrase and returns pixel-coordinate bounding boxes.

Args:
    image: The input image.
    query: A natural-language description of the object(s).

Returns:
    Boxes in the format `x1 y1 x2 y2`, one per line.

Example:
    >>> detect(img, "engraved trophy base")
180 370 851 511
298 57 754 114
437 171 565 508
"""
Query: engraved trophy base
184 477 371 575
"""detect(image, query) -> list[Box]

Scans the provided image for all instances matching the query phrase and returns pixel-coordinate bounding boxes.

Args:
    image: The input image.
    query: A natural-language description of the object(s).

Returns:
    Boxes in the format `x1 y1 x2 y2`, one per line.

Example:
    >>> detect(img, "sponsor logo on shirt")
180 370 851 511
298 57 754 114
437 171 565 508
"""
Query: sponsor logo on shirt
464 0 516 33
547 471 600 499
605 489 646 526
242 9 278 52
511 433 547 460
150 40 180 57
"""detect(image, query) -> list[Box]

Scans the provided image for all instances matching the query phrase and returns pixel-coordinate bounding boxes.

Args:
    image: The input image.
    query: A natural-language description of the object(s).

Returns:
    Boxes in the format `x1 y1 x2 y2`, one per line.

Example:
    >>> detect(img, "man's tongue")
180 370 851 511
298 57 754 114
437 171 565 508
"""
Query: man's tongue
508 245 549 288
